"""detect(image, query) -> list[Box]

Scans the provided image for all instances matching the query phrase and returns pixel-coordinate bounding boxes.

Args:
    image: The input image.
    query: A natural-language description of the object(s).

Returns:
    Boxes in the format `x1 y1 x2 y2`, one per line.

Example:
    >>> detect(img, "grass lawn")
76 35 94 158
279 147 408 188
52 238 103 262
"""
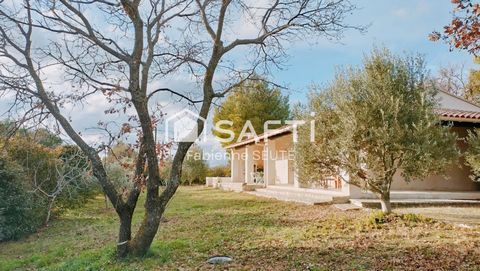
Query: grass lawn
1 187 479 271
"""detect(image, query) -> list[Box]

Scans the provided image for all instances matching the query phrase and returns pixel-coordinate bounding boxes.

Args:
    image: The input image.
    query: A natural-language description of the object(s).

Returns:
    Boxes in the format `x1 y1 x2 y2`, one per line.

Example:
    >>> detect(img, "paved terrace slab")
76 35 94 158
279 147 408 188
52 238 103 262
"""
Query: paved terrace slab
350 199 480 209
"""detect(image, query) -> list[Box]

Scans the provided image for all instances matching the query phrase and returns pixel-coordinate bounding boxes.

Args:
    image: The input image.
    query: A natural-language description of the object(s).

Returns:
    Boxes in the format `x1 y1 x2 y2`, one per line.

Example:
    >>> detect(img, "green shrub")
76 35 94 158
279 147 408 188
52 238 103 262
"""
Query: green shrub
207 165 231 177
106 162 133 191
401 213 432 224
160 145 209 185
1 138 99 233
465 129 480 182
182 145 208 185
0 155 46 241
364 211 433 229
367 211 387 225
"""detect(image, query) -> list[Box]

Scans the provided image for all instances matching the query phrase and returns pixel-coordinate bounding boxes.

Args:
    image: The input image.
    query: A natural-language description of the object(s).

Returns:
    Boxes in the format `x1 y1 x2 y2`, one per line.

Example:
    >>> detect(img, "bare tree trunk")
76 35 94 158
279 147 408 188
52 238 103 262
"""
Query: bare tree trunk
127 175 179 256
380 192 392 214
126 184 178 256
45 197 55 226
128 205 162 256
127 143 189 256
117 210 133 258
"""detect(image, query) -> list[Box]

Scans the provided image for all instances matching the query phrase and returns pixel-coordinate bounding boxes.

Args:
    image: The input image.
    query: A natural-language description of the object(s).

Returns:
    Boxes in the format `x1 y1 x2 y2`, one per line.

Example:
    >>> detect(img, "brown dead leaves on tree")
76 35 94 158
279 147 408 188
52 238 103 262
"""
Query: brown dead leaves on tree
430 0 480 55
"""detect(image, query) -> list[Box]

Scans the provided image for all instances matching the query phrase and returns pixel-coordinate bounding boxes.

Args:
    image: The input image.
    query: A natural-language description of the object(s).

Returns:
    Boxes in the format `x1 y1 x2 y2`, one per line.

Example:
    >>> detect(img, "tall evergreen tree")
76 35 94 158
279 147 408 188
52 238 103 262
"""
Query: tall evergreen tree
213 79 290 146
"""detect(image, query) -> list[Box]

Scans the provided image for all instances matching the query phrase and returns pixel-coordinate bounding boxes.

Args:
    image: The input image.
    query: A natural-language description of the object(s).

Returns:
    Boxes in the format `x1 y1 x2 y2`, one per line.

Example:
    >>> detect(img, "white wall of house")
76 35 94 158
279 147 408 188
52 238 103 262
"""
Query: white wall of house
275 159 290 185
270 134 294 186
245 145 254 183
264 140 276 185
230 148 245 183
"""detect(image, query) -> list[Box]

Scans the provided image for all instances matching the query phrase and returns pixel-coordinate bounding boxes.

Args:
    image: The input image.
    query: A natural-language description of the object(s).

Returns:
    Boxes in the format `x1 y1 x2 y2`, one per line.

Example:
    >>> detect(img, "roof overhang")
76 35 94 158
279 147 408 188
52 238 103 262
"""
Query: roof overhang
434 108 480 123
225 125 293 149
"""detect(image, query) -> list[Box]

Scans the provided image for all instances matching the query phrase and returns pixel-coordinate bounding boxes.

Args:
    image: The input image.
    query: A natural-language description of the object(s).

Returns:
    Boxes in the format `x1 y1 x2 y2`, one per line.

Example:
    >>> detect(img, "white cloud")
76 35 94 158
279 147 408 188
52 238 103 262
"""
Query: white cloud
391 0 431 20
392 8 409 19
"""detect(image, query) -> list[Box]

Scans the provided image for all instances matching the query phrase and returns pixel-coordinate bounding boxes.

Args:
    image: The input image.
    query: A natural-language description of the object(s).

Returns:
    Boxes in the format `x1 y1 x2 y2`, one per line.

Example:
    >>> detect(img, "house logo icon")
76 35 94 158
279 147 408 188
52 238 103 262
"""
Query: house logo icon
165 109 206 142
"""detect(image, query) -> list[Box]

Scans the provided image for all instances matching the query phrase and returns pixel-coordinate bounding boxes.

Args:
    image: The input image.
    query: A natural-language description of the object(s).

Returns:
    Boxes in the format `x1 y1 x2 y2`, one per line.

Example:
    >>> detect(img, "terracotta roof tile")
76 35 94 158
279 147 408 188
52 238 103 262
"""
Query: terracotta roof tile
434 108 480 121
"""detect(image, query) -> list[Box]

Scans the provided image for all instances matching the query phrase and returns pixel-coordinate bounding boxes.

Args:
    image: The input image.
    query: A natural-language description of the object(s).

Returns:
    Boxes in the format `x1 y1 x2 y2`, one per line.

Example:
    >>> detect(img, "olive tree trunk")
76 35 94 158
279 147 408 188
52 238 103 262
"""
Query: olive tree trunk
379 191 392 214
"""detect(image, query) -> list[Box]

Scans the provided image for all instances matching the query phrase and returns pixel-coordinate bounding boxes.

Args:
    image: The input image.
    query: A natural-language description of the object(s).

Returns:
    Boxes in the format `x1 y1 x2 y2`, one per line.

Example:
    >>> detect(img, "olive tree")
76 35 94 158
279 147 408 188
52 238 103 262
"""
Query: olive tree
465 129 480 182
182 145 208 185
296 49 459 213
0 0 362 257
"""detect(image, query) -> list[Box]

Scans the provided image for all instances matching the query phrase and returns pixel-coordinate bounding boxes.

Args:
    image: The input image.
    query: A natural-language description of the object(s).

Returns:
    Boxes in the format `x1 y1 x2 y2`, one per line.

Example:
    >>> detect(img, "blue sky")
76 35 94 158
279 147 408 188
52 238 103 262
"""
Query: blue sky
270 0 476 104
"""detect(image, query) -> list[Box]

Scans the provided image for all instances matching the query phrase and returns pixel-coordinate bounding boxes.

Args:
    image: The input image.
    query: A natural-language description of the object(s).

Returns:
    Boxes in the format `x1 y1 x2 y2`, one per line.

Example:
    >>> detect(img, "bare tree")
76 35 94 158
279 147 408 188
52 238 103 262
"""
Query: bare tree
31 148 93 225
432 63 469 97
0 0 362 257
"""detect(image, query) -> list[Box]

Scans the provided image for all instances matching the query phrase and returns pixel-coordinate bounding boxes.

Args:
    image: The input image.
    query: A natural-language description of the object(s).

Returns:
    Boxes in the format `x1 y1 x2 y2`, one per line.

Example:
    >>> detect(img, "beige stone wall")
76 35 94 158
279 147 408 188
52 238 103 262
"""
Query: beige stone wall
391 125 480 192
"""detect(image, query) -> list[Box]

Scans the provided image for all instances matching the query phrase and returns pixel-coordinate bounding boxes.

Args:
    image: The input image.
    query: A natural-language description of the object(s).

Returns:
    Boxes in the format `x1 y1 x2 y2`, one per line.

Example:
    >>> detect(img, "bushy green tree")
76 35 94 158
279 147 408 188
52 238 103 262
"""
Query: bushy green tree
2 138 97 225
160 145 208 185
0 155 45 240
466 57 480 103
207 165 231 177
0 121 62 148
31 128 63 148
296 49 459 213
465 129 480 182
182 146 208 185
213 79 290 146
106 163 134 192
105 141 137 165
104 142 137 192
5 137 58 195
